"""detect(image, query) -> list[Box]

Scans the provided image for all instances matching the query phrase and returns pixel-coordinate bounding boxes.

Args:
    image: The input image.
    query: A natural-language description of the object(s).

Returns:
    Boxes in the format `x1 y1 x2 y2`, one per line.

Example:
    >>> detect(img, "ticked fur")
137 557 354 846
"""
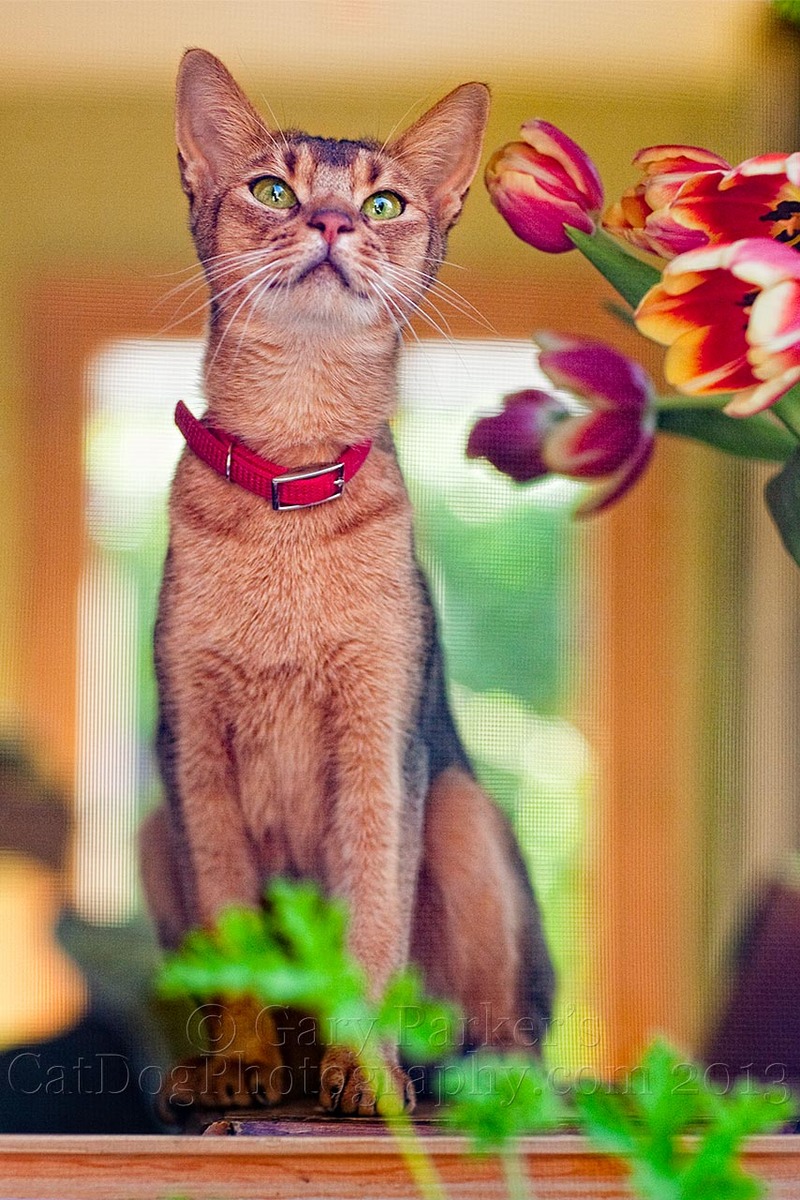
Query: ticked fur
143 50 554 1116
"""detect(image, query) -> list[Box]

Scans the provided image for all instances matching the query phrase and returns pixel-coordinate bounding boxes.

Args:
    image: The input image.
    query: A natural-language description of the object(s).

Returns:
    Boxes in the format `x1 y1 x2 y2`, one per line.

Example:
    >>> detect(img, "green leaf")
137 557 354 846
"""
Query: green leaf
376 967 458 1063
155 880 370 1023
603 300 637 328
772 0 800 28
765 447 800 568
657 408 795 462
633 1041 705 1143
573 1085 639 1156
575 1041 796 1200
445 1052 568 1152
565 225 662 308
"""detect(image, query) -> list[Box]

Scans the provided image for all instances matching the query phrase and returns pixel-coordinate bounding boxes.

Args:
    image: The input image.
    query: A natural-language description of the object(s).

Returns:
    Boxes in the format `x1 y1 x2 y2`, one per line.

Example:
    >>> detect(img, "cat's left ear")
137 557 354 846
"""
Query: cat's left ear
391 83 490 232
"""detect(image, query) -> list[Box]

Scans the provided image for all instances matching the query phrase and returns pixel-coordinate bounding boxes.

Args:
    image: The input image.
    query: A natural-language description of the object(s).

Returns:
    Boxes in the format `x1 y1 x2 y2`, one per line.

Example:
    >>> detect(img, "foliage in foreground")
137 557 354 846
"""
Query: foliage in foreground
157 880 795 1200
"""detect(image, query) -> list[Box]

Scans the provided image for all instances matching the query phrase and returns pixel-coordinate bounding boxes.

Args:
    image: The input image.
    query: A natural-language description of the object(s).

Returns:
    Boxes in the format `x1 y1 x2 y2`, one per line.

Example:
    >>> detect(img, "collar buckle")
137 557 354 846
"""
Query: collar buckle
271 461 346 511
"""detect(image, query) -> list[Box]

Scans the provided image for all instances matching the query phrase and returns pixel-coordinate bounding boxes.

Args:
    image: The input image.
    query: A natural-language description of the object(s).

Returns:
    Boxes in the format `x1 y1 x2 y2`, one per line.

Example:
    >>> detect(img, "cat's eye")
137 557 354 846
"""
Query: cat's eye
250 177 298 209
361 191 405 221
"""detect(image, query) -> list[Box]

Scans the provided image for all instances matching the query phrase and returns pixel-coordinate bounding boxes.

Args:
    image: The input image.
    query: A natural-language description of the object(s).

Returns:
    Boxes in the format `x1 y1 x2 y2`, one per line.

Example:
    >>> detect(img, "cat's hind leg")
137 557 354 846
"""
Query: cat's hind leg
411 767 555 1056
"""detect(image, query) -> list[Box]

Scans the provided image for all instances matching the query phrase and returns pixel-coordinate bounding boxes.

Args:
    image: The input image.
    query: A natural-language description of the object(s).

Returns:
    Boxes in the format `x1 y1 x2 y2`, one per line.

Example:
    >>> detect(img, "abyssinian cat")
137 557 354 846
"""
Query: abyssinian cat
141 48 554 1117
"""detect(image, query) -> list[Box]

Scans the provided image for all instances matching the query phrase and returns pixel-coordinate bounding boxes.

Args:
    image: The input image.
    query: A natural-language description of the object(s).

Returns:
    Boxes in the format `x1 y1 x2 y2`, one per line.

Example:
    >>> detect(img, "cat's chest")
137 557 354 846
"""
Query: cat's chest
163 453 423 672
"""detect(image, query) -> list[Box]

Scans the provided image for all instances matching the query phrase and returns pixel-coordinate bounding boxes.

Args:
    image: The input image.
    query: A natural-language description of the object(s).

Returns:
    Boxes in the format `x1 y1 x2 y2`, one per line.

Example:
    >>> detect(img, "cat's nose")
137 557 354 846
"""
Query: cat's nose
308 209 355 245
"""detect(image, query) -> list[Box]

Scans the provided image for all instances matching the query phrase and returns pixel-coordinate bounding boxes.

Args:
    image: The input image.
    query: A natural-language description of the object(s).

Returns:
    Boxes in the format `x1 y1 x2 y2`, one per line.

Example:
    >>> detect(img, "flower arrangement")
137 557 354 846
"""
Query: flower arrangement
474 117 800 563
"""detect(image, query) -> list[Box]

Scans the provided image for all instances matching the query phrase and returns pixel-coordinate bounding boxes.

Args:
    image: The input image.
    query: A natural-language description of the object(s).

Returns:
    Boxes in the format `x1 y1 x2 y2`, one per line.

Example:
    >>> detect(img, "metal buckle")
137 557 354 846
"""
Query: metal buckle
271 461 346 511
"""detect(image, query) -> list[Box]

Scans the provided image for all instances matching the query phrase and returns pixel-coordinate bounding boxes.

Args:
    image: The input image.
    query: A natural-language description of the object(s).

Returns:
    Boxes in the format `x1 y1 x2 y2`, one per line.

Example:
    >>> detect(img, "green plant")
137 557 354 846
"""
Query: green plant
573 1039 794 1200
156 880 794 1200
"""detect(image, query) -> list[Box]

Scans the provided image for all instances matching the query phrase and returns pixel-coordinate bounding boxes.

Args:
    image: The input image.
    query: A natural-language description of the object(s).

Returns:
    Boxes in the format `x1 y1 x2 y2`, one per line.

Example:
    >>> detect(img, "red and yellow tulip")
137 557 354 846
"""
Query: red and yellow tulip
602 145 730 258
668 152 800 249
635 238 800 417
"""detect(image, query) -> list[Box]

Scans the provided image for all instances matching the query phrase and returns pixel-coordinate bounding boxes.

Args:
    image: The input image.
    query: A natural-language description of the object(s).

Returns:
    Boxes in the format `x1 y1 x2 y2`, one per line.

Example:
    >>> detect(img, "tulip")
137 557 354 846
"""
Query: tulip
668 152 800 248
467 336 656 514
485 120 604 253
603 145 731 258
634 237 800 417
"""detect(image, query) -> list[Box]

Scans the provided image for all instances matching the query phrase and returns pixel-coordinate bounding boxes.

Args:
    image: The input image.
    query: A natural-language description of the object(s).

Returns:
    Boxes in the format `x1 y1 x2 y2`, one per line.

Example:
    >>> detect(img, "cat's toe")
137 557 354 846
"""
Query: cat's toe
158 1052 285 1122
319 1047 415 1116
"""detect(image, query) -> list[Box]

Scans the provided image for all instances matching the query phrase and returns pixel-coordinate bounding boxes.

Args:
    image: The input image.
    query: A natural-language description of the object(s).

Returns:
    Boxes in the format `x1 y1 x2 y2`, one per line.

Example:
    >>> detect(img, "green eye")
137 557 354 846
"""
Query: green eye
361 191 405 221
250 177 298 209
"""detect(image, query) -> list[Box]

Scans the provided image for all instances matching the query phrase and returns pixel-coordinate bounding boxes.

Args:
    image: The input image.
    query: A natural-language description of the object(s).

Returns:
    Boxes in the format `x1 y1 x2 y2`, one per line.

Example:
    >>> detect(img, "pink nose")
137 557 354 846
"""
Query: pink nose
308 209 355 245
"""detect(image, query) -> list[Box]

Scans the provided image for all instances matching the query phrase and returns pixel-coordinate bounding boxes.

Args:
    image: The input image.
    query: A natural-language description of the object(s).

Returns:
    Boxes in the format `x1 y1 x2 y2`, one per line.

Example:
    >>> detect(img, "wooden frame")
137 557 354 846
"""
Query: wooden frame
2 1132 800 1199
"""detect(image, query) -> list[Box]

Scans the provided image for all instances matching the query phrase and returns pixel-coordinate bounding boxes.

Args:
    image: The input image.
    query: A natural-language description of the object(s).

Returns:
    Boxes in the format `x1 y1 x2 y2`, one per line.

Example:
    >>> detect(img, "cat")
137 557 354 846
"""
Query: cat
140 48 555 1118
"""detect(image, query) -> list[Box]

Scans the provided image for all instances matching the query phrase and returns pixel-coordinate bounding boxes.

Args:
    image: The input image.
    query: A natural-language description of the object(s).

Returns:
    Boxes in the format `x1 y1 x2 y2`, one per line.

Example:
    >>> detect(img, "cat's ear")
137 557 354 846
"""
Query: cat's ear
176 49 269 202
391 83 490 232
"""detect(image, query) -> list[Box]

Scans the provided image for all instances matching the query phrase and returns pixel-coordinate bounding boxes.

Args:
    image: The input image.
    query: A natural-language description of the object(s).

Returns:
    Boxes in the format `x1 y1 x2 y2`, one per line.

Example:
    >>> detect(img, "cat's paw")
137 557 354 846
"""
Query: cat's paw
318 1046 416 1116
158 1051 287 1122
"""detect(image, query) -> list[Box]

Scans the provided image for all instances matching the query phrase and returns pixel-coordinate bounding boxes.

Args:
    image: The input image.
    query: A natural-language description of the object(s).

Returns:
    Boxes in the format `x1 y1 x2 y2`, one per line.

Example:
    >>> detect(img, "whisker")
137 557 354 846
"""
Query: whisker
380 85 441 157
374 273 456 343
157 251 293 336
207 252 298 365
156 246 275 287
254 90 292 155
382 262 497 334
378 89 437 154
230 48 292 157
370 279 413 344
366 268 475 376
156 248 283 314
378 269 458 337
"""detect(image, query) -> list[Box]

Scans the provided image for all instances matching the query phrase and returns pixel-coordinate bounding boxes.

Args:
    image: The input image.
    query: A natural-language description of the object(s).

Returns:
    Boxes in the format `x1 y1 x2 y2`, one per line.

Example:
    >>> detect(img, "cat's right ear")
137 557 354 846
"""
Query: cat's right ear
176 49 268 203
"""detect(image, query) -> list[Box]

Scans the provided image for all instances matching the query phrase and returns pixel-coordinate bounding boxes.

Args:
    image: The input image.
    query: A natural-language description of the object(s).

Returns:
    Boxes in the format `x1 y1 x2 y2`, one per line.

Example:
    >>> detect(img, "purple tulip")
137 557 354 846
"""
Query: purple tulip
485 120 604 253
467 335 656 515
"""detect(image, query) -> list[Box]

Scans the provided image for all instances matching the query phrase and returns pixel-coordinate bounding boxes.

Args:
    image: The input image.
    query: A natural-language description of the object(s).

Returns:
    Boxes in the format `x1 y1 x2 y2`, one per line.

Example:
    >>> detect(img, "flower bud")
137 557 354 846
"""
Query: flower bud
485 120 603 254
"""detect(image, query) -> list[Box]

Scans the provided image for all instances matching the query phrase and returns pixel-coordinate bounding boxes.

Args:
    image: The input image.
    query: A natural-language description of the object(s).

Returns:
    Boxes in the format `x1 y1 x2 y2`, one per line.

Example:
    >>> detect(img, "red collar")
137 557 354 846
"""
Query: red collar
175 401 372 511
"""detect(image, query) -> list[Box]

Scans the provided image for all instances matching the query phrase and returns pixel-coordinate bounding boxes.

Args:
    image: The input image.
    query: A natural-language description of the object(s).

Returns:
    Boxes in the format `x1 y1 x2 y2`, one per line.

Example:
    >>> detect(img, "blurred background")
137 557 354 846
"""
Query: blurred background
2 0 800 1128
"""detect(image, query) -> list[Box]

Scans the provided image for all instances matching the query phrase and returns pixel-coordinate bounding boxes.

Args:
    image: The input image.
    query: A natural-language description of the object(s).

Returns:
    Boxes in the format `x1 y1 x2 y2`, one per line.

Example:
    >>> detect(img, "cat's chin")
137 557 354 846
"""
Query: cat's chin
263 280 394 338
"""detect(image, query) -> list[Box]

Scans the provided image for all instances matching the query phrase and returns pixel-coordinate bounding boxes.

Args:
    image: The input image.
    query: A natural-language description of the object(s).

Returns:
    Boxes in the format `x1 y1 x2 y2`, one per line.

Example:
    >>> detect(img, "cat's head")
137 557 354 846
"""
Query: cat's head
175 50 489 339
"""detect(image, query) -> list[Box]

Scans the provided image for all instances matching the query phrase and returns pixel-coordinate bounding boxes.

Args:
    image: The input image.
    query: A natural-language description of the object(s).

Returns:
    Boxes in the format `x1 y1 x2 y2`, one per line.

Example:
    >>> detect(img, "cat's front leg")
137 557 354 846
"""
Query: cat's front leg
167 686 262 922
159 693 287 1115
318 651 419 1114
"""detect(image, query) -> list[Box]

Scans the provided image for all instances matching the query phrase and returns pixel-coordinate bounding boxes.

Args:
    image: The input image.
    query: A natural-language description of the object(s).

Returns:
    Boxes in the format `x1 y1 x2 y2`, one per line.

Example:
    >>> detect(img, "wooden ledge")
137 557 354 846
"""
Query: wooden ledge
2 1133 800 1199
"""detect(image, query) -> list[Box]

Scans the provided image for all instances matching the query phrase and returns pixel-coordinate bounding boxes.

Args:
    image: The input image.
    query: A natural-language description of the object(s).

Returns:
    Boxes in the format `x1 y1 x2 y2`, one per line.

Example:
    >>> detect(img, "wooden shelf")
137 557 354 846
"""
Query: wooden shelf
2 1132 800 1199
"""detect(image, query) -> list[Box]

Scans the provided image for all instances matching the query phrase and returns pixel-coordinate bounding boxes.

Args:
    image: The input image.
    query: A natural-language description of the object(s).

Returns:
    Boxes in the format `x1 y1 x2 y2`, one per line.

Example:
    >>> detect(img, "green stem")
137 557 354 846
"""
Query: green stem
383 1106 448 1200
359 1043 447 1200
655 393 730 411
773 385 800 441
502 1144 534 1200
564 225 662 309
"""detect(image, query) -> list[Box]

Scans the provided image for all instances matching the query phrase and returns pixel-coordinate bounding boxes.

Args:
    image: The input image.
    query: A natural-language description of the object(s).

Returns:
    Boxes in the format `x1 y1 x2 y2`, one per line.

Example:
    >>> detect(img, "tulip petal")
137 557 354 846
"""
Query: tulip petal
722 367 800 416
635 267 748 345
722 152 797 184
490 181 595 252
602 146 729 260
632 145 731 175
724 237 800 289
671 166 793 242
537 337 652 412
486 123 604 254
664 323 758 395
487 143 582 204
466 389 564 482
574 427 655 517
544 410 644 476
519 119 604 210
641 214 708 257
748 279 800 352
